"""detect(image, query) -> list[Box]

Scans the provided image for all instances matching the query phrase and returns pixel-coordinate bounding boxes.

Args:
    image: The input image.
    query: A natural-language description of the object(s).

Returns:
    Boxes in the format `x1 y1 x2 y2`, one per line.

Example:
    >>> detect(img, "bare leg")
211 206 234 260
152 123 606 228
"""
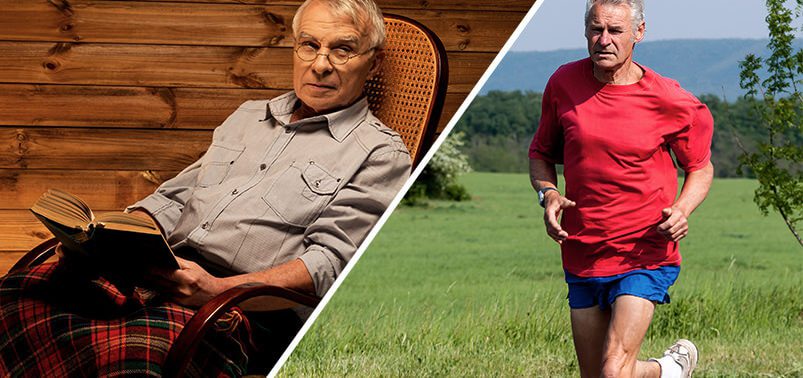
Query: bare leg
601 295 660 378
570 306 611 378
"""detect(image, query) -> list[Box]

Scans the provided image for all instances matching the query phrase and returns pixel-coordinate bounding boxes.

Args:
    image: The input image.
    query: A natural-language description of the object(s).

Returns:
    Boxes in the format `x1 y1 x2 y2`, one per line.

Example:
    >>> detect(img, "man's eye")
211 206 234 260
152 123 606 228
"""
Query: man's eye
332 48 353 57
300 41 319 49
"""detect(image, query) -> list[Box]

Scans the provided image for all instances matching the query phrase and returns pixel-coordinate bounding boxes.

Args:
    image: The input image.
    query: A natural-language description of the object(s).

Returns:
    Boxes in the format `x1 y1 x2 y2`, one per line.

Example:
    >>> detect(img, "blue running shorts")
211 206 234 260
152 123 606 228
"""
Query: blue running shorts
564 266 681 310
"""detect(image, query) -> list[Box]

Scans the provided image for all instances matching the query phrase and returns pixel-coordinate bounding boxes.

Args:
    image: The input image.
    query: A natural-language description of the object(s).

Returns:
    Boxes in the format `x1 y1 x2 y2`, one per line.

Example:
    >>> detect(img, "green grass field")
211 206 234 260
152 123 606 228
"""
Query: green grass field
280 172 803 377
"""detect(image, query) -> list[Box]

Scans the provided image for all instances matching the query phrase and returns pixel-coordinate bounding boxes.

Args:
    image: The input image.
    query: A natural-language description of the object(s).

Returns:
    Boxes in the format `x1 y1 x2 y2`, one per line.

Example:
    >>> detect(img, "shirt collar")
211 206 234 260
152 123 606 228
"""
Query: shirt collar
265 91 369 142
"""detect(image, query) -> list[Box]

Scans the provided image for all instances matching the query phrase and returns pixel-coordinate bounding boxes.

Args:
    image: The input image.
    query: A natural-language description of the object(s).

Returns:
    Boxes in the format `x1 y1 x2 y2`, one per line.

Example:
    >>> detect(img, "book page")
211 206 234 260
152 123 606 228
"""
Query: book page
96 212 161 234
30 189 93 230
48 188 93 220
37 195 91 223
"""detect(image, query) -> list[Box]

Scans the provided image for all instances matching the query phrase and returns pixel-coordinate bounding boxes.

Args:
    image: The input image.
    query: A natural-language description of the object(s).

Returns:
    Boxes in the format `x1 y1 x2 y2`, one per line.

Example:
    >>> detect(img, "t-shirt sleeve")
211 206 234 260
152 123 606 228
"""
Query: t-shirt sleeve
668 104 714 173
528 78 564 164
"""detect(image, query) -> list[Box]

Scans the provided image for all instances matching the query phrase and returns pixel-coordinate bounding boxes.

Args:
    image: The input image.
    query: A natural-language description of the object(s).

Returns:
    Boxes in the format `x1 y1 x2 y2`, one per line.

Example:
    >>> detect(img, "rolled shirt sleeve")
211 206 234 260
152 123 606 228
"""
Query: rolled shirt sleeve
299 146 411 297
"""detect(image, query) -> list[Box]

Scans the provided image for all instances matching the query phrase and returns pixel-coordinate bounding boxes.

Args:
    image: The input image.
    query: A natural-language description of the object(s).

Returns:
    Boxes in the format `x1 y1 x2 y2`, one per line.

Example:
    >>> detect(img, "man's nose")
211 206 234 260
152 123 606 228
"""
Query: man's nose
311 52 334 74
598 30 612 46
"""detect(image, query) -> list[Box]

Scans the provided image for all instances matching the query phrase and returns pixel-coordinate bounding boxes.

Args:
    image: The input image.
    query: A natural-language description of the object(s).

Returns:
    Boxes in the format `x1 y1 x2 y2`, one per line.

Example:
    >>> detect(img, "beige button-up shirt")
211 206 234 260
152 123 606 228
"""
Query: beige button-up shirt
129 92 411 296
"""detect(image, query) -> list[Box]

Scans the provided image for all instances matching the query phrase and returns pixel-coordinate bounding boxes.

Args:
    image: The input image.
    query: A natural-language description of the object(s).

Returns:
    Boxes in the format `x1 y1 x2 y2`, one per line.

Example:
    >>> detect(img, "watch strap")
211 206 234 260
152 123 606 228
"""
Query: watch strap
538 187 559 207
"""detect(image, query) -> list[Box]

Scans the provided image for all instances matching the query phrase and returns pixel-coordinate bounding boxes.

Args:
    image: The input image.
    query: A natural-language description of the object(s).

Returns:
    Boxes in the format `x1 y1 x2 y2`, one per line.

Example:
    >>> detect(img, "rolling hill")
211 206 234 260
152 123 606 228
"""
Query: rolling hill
482 38 803 99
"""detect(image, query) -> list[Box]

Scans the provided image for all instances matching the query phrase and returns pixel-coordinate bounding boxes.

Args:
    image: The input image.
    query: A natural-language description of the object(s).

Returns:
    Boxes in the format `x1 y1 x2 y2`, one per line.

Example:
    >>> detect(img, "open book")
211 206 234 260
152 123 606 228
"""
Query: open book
30 189 180 276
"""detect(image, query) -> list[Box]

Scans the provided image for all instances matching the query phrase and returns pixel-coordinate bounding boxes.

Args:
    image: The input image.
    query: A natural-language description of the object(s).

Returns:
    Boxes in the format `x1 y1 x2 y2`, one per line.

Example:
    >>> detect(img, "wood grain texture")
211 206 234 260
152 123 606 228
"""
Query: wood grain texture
0 1 297 47
0 1 521 53
0 84 282 129
100 0 535 12
412 9 521 52
0 128 210 170
446 52 495 93
0 42 490 92
380 0 534 10
0 211 51 252
0 41 294 89
0 252 30 274
437 92 467 132
0 169 177 209
0 83 465 132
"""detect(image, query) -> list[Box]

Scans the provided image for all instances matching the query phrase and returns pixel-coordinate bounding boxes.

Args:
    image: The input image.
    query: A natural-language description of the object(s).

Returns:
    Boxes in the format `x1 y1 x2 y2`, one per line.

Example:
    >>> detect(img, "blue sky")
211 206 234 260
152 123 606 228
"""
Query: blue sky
512 0 791 52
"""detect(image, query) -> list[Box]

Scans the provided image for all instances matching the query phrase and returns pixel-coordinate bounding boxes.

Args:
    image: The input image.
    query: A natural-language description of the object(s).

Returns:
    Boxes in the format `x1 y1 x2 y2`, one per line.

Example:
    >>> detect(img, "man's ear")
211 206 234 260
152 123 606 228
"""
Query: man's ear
368 49 385 78
634 21 646 43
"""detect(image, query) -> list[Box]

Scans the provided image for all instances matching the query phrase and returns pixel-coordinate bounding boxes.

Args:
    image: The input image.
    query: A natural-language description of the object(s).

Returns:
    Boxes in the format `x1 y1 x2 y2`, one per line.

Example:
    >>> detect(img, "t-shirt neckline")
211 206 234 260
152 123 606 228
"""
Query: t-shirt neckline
585 58 654 94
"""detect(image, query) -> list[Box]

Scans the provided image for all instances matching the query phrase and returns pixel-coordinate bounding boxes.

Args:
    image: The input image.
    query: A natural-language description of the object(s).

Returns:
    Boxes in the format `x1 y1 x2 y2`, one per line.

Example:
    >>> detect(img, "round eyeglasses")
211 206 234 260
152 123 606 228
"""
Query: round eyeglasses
294 43 374 65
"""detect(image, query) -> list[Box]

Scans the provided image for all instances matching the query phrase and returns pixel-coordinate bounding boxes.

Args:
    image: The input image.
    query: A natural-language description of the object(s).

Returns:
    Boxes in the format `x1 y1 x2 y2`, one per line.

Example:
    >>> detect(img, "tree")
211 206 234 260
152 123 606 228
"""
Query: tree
403 131 472 205
738 0 803 247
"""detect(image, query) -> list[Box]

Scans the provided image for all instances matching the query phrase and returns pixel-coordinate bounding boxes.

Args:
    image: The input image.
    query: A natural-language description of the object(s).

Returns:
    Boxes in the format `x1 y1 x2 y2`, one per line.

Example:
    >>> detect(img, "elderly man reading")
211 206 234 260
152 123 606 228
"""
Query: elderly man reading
0 0 410 376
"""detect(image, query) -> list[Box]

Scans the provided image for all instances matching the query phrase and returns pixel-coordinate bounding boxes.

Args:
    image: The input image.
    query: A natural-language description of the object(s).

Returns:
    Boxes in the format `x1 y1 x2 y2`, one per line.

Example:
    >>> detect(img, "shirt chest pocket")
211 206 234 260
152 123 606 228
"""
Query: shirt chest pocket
197 142 246 187
263 161 342 227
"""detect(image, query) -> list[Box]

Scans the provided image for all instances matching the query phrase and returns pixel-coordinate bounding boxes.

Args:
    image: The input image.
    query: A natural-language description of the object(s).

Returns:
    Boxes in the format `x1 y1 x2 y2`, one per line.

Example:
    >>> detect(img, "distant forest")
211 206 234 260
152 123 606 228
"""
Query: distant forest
456 90 781 178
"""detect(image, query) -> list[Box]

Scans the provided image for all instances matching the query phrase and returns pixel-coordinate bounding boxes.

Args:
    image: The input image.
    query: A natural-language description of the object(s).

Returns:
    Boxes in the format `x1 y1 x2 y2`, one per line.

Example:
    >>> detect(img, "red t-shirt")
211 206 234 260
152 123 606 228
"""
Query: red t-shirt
529 58 713 277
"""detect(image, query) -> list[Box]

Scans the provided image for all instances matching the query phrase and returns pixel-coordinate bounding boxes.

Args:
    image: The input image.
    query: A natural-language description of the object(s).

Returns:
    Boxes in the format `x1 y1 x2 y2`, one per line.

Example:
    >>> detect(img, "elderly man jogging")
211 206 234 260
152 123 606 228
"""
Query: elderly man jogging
528 1 714 377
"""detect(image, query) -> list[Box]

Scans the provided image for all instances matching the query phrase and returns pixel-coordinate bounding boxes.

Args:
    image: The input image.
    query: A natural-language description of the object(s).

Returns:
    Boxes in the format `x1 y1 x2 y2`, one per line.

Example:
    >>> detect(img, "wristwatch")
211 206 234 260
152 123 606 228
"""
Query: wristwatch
538 187 559 208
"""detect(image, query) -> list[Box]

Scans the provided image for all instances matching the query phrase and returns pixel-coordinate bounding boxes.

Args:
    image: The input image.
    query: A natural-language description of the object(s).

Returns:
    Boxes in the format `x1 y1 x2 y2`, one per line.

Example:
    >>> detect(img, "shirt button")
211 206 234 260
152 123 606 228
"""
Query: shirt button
201 222 209 230
260 163 267 170
284 128 292 134
231 189 238 195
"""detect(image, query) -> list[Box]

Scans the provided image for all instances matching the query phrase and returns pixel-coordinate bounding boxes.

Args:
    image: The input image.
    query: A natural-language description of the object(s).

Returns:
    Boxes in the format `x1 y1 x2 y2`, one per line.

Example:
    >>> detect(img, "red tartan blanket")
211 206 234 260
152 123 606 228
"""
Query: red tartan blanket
0 263 249 377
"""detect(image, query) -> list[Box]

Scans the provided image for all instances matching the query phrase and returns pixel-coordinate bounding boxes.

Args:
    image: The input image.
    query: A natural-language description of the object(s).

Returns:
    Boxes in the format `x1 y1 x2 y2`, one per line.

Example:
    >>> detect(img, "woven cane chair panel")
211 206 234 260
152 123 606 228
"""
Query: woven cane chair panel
365 17 439 163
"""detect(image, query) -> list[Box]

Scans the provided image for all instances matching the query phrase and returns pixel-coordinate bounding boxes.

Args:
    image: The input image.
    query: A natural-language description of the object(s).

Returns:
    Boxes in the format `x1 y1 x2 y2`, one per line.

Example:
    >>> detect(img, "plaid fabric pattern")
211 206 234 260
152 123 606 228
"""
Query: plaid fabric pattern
0 263 249 377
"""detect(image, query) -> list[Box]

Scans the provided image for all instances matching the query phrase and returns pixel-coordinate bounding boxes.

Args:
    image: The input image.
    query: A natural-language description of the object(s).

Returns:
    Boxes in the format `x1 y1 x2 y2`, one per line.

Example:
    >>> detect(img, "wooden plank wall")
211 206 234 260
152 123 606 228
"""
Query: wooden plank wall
0 0 535 271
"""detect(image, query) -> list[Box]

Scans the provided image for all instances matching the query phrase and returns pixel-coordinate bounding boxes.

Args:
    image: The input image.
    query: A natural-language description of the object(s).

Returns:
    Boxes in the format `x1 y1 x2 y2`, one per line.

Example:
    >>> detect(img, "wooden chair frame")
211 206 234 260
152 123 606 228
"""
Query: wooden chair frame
8 13 447 378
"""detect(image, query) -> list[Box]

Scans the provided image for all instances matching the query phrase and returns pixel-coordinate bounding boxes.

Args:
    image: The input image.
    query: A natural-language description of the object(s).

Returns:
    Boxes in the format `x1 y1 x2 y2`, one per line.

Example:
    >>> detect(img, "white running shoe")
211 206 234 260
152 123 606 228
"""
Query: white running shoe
663 339 698 378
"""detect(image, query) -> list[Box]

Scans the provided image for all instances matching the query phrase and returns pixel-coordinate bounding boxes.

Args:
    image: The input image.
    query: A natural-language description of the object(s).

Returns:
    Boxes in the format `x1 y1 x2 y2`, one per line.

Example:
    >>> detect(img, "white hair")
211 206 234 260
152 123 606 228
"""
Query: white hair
585 0 645 33
292 0 386 49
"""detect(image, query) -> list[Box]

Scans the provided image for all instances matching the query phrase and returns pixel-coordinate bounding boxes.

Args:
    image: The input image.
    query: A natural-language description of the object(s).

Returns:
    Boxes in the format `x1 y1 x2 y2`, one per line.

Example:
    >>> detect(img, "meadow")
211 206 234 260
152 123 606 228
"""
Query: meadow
280 172 802 377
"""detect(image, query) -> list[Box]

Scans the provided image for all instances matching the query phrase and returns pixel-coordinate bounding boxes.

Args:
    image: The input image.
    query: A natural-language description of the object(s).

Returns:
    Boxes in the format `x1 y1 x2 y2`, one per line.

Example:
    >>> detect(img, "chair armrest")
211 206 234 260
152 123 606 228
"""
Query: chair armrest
163 283 320 378
9 238 59 274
